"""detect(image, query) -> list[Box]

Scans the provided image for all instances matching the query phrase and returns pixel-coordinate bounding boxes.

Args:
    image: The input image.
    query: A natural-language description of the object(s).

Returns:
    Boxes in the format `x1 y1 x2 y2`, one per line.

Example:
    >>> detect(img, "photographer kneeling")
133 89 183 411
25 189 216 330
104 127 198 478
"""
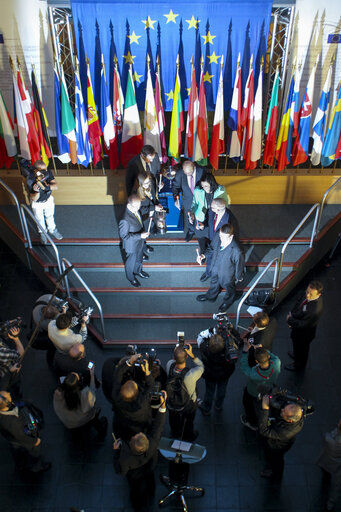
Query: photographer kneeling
259 394 304 479
197 328 236 415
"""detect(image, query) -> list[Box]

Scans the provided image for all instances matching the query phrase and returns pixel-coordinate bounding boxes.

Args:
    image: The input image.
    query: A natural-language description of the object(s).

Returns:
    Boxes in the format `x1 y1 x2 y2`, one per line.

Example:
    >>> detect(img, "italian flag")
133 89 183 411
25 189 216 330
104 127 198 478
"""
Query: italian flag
209 60 224 170
121 66 143 167
60 67 77 164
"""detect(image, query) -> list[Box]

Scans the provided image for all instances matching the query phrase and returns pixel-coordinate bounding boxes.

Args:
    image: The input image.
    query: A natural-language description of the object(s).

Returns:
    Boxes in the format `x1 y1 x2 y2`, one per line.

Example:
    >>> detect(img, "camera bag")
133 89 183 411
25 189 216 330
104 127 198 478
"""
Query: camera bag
244 288 276 308
166 364 191 412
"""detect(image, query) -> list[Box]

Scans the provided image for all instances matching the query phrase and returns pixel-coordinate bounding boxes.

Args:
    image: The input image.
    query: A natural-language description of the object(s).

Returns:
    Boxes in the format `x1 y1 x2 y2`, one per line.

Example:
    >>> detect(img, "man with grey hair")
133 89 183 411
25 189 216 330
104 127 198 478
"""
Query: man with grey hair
172 160 204 241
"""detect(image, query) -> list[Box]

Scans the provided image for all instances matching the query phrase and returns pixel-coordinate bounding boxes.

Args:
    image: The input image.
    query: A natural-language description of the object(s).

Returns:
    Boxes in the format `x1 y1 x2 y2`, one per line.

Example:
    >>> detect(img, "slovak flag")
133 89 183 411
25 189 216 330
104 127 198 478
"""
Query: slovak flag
292 62 317 166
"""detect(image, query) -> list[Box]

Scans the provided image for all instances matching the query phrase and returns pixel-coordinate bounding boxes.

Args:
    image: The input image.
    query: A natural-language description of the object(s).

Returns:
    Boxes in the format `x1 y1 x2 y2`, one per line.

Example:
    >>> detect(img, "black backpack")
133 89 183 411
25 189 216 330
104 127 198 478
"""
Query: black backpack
166 363 191 412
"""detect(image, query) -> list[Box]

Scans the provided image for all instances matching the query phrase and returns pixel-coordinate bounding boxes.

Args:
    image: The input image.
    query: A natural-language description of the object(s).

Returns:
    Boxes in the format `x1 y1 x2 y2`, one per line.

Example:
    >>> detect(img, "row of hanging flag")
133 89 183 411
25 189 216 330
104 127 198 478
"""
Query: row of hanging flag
0 53 340 171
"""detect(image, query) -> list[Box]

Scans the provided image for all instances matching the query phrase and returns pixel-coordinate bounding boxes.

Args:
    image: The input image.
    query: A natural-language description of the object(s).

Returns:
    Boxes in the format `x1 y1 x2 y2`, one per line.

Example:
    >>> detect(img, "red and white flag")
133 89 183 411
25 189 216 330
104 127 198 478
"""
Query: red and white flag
184 66 198 160
154 71 167 163
210 57 224 170
240 64 254 169
15 70 40 162
249 65 263 170
194 69 208 166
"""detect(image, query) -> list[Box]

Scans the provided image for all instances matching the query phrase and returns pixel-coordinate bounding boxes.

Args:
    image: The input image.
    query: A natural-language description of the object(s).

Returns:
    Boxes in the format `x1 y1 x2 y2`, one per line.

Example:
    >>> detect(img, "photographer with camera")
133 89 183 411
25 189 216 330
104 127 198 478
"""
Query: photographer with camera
0 390 51 474
111 353 155 441
259 394 304 479
48 310 89 354
0 326 24 398
166 341 204 442
240 338 281 431
113 391 167 512
197 327 236 415
53 366 107 438
30 294 68 365
23 159 63 244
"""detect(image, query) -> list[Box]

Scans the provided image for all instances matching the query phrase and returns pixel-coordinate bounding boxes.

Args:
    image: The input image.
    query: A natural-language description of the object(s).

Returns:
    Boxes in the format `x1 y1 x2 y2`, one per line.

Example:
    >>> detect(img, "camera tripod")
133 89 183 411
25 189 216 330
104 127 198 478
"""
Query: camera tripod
158 437 206 512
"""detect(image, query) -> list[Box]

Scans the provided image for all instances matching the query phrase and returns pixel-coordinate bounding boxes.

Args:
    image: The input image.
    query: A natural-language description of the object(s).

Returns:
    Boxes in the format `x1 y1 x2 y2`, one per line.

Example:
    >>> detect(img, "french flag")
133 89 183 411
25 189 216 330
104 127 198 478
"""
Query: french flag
227 55 242 159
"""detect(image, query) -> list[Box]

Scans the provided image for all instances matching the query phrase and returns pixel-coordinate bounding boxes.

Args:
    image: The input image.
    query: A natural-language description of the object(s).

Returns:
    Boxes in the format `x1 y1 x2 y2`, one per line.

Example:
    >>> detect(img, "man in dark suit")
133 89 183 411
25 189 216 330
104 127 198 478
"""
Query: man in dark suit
113 392 167 512
196 223 245 313
242 311 278 367
125 145 161 196
200 198 239 282
285 280 323 370
172 160 204 241
119 194 150 287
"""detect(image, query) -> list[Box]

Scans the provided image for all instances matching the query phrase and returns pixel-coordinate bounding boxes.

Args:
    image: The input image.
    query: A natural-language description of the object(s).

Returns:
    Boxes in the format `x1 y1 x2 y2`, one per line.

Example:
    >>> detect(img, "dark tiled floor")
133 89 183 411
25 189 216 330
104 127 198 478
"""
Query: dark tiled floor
0 237 340 512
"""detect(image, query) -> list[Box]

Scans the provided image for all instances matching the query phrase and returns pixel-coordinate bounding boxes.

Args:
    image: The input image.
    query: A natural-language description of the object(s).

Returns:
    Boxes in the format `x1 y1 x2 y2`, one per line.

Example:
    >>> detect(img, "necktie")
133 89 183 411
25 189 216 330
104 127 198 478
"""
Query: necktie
134 212 142 225
213 214 218 230
190 174 194 193
145 162 150 173
300 299 307 308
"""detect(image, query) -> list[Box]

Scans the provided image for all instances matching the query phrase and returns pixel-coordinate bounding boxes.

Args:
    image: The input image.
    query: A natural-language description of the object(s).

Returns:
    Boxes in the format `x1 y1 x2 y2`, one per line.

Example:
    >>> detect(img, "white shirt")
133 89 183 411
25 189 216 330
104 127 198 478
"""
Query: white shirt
48 320 85 353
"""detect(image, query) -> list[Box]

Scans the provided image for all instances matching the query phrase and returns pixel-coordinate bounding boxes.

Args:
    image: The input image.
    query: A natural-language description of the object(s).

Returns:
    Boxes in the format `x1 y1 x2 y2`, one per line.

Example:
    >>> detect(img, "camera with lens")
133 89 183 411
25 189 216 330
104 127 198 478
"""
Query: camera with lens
76 306 93 324
212 312 243 362
176 331 189 350
259 387 315 417
0 317 26 339
149 382 164 407
57 300 69 313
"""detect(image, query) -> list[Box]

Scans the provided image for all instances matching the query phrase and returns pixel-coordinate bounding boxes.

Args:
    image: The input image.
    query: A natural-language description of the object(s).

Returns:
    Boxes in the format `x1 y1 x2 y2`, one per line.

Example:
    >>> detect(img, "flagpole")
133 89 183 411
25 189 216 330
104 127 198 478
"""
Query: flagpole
86 55 95 175
101 54 106 175
31 60 57 174
8 56 20 167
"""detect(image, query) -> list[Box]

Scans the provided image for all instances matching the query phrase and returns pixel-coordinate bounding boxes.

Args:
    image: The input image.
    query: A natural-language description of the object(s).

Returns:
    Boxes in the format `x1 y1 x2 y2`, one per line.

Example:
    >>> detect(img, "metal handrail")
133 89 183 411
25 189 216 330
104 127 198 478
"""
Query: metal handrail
61 257 107 342
20 204 63 277
275 203 320 288
0 178 26 241
236 258 279 330
316 177 341 234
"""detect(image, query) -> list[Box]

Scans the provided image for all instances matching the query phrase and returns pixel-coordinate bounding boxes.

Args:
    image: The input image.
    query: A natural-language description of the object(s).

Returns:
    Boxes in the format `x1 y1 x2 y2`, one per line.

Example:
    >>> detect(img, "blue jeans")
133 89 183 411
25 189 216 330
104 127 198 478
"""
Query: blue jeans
202 379 229 411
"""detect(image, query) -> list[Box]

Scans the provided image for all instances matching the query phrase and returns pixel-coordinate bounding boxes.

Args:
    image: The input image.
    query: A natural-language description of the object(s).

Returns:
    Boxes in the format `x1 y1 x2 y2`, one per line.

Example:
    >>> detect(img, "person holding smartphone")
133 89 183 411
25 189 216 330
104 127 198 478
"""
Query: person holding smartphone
53 365 107 438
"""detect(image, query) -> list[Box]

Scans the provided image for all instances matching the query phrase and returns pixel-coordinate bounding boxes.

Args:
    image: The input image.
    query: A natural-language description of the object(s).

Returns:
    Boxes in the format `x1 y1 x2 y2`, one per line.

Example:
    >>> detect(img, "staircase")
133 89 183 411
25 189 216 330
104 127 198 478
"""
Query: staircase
1 184 340 347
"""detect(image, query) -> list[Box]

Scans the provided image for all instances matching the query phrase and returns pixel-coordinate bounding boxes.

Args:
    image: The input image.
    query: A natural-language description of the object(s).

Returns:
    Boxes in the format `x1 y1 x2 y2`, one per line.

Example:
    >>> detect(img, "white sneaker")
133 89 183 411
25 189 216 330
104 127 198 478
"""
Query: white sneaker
50 229 63 240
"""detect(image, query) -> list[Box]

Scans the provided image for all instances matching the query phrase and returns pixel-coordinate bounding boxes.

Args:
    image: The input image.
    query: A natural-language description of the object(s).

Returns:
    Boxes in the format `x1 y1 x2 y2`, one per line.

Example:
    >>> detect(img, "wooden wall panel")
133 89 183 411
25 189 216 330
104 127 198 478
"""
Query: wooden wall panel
0 172 340 205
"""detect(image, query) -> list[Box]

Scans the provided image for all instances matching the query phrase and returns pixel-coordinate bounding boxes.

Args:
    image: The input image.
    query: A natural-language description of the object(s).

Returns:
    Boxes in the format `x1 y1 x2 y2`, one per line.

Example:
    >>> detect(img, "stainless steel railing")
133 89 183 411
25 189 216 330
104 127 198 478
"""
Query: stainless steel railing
0 178 26 241
316 177 341 234
275 203 320 288
20 204 63 277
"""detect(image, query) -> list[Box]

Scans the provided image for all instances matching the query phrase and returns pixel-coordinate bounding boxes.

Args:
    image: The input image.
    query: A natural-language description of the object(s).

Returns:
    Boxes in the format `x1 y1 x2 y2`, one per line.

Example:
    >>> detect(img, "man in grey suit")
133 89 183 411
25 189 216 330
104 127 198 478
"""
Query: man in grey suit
125 145 161 196
119 195 150 287
172 160 204 241
196 223 245 313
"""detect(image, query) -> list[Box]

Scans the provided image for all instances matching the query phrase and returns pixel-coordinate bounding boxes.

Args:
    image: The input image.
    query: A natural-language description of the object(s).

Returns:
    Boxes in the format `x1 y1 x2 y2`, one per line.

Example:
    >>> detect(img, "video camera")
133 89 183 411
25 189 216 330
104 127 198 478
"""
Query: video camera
0 317 26 339
259 387 315 417
76 306 93 324
212 312 243 362
125 345 159 367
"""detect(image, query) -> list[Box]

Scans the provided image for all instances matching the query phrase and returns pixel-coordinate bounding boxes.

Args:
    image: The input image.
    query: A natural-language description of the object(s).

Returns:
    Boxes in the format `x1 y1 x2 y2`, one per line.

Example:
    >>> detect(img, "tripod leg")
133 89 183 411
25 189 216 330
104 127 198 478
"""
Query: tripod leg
185 485 205 496
180 492 189 512
159 489 177 507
